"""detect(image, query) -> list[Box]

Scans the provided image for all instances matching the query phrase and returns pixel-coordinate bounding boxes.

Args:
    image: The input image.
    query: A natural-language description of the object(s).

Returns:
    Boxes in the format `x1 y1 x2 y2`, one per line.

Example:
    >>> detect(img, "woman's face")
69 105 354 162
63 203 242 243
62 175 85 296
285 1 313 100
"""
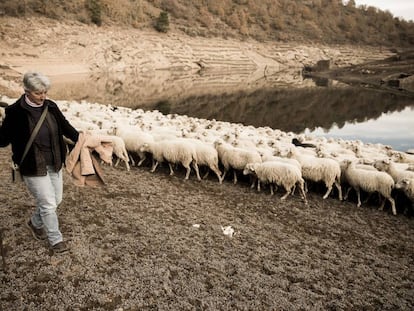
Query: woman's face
26 90 47 105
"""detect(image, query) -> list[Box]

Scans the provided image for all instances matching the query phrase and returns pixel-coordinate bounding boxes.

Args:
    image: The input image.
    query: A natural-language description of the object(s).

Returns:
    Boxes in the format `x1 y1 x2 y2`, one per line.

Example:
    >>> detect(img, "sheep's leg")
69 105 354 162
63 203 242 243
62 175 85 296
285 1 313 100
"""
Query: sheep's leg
233 171 238 184
322 185 333 199
298 181 308 204
209 165 222 183
220 168 228 183
192 161 201 181
129 154 136 166
356 188 362 207
169 163 175 176
269 184 274 195
250 176 256 189
124 159 130 171
114 157 120 167
183 163 191 180
379 196 397 215
137 153 146 166
335 180 342 200
344 187 352 201
280 187 291 200
389 197 396 215
378 194 396 214
378 196 386 211
257 180 261 192
150 161 159 173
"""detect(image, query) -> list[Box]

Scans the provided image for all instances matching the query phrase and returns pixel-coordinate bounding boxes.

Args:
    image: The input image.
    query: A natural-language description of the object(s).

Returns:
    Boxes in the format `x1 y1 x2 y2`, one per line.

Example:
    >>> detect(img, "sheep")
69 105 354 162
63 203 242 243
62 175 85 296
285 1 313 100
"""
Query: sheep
341 160 396 215
214 140 262 184
184 139 222 183
139 140 201 180
286 147 342 200
373 159 414 183
111 125 155 167
243 162 307 203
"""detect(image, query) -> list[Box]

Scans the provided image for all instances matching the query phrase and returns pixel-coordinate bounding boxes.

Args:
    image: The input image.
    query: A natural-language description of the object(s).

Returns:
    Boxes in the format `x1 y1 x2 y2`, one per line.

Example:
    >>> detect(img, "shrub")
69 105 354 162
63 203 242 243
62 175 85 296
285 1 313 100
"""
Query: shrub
86 0 102 26
155 11 169 33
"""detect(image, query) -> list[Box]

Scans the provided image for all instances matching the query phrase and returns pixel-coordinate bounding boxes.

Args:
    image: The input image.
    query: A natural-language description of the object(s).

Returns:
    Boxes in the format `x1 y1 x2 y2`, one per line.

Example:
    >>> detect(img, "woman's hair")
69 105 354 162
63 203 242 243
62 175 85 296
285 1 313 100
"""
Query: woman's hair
23 71 50 92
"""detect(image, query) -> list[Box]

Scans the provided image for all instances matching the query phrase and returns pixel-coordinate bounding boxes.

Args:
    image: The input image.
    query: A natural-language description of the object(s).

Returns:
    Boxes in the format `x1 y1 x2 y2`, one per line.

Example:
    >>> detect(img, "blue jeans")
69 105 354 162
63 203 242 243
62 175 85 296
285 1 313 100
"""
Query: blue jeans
23 166 63 246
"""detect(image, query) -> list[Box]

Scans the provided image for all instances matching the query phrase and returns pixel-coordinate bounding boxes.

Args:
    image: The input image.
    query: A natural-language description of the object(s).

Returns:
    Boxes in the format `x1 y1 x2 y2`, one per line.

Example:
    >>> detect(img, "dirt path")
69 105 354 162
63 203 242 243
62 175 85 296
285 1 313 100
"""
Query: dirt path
0 146 413 310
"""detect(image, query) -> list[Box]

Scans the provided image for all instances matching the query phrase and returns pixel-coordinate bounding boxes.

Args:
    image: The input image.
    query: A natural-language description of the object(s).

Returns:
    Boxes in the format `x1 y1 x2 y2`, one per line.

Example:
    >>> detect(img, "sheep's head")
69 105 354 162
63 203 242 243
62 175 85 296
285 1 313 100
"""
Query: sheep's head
341 159 353 169
395 178 412 190
373 159 390 171
139 143 150 153
243 163 255 175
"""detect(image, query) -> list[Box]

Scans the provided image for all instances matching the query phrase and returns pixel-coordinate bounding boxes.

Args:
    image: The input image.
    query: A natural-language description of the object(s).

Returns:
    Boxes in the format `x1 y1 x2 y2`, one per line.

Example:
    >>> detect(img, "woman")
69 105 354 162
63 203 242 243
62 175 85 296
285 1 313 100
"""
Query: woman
0 71 79 254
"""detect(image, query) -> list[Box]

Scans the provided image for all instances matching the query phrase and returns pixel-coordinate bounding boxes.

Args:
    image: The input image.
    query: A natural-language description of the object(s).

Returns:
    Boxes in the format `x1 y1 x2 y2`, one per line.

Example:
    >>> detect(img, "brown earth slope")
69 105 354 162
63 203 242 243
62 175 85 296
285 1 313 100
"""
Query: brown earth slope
0 145 413 310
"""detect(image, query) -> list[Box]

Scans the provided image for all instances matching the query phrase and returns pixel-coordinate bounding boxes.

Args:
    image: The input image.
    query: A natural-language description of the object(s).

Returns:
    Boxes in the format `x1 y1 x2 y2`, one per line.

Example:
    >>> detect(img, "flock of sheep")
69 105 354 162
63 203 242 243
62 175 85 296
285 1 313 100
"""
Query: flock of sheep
1 96 413 215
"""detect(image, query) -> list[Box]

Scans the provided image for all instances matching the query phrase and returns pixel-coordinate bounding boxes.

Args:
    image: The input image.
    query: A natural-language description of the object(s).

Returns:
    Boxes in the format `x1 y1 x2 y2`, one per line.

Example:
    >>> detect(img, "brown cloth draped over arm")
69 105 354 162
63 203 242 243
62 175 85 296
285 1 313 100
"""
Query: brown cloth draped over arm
65 132 114 187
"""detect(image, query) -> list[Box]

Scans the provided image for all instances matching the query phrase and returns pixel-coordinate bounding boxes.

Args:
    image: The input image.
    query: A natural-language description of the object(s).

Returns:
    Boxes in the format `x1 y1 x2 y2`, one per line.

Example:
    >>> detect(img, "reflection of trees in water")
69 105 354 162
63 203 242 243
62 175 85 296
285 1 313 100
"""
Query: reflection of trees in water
50 68 310 108
154 87 413 133
48 72 412 134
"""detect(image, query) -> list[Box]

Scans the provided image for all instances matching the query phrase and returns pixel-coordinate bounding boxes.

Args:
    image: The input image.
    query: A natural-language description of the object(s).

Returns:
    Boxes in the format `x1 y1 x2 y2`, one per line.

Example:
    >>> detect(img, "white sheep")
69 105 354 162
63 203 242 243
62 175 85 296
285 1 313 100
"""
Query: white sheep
243 162 307 203
287 147 342 200
139 140 201 180
111 125 155 167
214 140 262 184
373 159 414 183
184 139 222 183
342 160 396 215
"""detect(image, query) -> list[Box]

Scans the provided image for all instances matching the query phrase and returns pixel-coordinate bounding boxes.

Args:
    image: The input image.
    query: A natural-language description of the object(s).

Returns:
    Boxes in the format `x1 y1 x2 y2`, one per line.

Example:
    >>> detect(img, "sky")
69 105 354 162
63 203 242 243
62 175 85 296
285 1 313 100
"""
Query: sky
354 0 414 21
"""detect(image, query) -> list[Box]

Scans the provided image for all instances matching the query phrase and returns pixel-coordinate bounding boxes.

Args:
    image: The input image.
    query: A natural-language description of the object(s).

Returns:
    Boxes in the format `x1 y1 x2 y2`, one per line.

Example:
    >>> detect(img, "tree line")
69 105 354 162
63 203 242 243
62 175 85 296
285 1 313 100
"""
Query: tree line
1 0 413 46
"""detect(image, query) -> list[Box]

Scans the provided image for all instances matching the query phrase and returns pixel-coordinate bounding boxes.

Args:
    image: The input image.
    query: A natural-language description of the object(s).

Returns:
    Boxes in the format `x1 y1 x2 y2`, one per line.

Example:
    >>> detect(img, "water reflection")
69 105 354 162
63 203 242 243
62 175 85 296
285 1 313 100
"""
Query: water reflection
48 70 413 151
49 68 312 107
305 106 414 151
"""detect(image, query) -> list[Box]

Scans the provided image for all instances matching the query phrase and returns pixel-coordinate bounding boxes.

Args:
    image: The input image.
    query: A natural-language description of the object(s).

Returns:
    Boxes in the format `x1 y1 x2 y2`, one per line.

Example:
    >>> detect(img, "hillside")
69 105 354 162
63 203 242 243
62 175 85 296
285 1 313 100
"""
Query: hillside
1 0 414 46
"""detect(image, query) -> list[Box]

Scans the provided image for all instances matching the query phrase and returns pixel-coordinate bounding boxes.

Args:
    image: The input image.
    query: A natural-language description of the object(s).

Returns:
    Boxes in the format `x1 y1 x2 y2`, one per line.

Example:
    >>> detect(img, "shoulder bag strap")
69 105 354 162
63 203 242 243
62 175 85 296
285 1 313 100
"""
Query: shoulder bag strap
20 105 49 166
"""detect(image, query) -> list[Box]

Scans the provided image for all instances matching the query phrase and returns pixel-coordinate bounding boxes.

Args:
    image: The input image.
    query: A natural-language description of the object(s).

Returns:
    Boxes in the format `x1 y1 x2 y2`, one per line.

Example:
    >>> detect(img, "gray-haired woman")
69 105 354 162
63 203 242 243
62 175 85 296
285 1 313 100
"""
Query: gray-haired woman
0 71 79 254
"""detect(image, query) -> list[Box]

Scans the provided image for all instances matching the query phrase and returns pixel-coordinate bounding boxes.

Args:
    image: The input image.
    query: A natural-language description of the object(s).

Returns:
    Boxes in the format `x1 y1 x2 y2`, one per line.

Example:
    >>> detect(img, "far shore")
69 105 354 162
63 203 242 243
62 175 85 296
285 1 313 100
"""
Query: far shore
0 16 397 98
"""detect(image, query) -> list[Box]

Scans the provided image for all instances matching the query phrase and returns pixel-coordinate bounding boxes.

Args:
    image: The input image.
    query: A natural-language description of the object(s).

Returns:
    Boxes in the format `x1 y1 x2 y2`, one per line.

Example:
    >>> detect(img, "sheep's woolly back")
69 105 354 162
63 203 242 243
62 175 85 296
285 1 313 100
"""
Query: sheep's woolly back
289 150 341 186
215 141 261 170
161 140 197 166
261 155 301 170
245 162 302 190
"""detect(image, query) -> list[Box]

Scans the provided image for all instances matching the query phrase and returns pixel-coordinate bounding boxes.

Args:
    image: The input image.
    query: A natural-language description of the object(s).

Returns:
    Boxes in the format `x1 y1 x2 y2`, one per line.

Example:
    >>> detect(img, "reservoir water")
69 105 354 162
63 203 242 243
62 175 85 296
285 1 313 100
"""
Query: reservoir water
47 69 414 152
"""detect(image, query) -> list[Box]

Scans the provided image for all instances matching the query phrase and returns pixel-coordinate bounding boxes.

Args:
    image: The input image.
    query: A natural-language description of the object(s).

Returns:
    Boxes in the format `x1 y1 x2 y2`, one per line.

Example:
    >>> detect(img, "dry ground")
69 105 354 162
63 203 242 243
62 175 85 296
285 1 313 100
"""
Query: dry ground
0 146 413 311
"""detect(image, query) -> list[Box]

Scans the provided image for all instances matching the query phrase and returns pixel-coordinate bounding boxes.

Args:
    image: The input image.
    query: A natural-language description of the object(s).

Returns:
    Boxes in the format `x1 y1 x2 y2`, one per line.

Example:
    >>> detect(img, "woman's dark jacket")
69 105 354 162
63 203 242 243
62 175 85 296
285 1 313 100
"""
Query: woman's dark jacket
0 95 79 176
